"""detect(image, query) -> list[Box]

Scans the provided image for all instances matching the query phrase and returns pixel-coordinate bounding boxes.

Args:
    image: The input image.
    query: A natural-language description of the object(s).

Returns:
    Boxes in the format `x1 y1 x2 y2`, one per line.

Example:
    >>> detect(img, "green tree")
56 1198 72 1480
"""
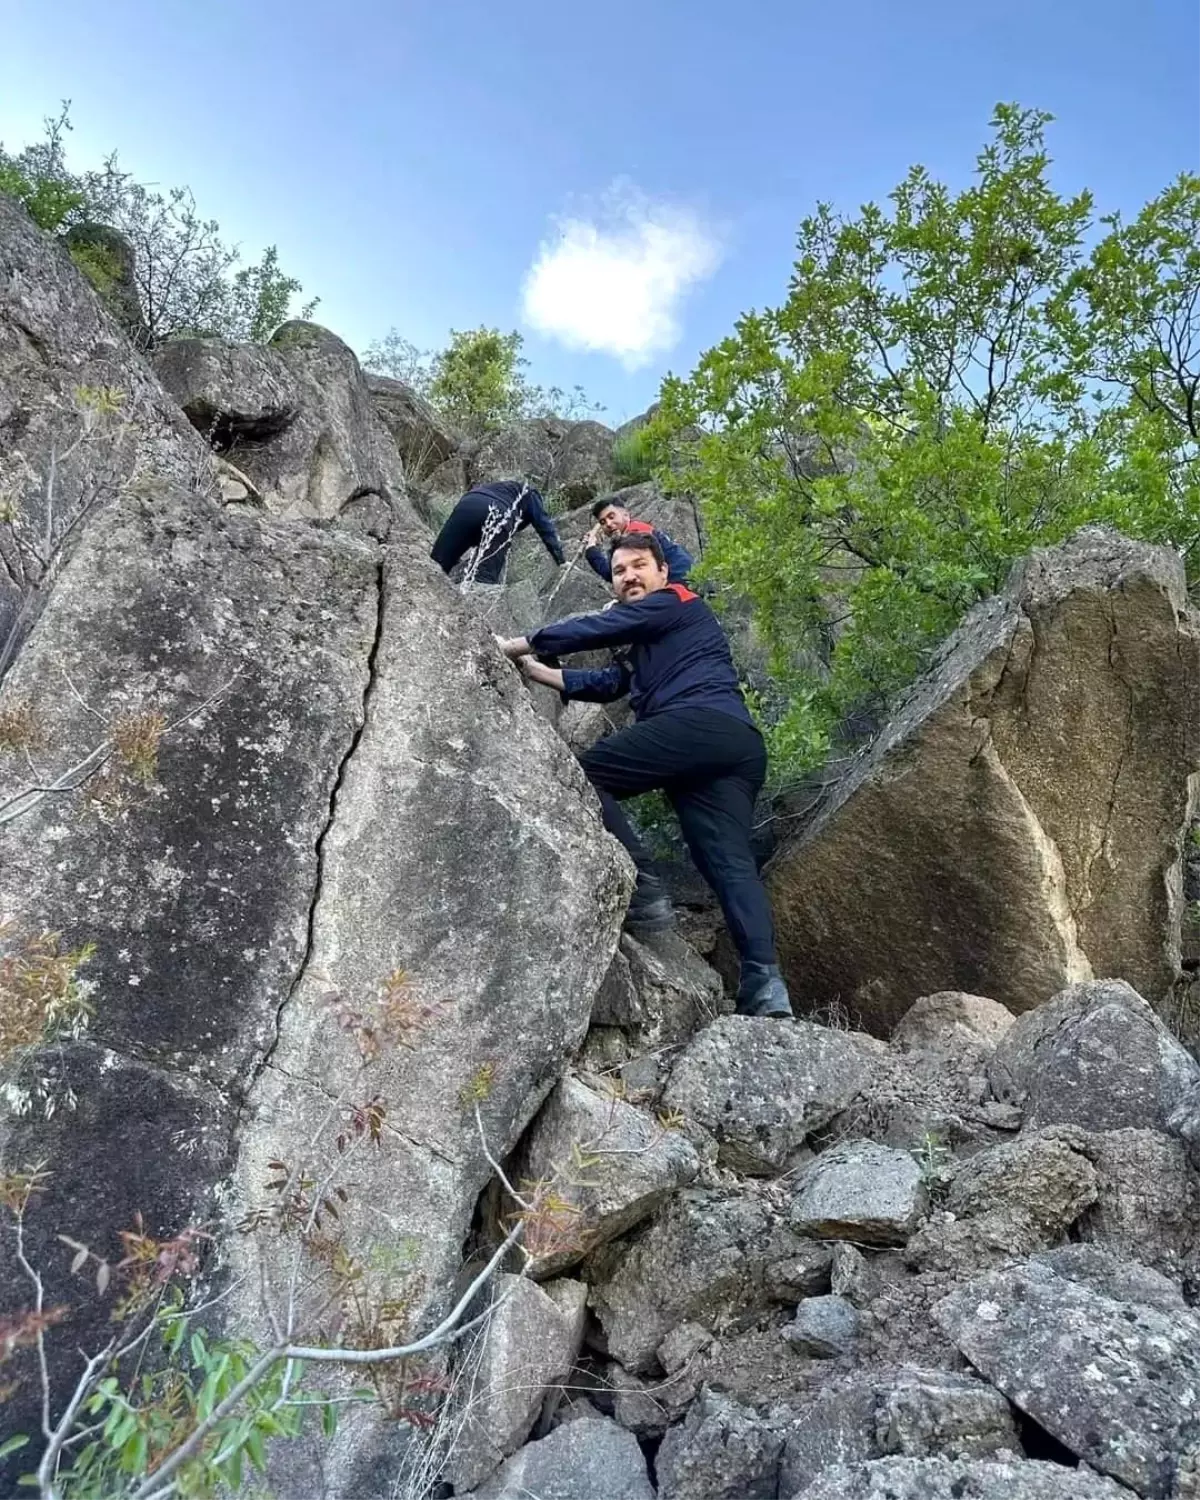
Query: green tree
648 105 1200 781
363 325 603 433
0 105 315 346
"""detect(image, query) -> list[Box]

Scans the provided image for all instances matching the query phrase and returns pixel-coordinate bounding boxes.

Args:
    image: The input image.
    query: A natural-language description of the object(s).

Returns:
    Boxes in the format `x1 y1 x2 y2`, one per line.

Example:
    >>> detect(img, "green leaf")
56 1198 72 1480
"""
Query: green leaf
0 1435 29 1459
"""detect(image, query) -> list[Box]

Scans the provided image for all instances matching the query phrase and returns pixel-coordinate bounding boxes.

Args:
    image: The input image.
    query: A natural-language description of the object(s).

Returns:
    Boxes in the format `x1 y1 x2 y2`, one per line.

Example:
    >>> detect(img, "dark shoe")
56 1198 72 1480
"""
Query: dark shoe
624 876 676 935
736 963 794 1019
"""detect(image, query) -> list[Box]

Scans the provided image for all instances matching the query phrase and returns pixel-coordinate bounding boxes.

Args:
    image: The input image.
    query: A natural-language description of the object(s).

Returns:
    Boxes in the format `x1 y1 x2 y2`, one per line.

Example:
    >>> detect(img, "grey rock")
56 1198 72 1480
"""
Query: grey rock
765 1242 836 1303
0 193 215 657
1073 1128 1197 1266
768 529 1200 1032
783 1295 860 1357
0 503 628 1496
780 1368 1017 1495
658 1320 715 1374
830 1243 873 1304
988 979 1200 1135
586 1188 777 1372
797 1456 1131 1499
1032 1243 1187 1315
152 323 417 523
447 1276 588 1492
514 1074 700 1276
935 1258 1200 1496
780 1381 880 1491
663 1017 876 1175
790 1141 928 1244
608 931 729 1048
468 1415 654 1500
891 992 1015 1067
657 1390 784 1500
472 417 617 508
599 1358 696 1438
365 373 459 478
906 1128 1097 1273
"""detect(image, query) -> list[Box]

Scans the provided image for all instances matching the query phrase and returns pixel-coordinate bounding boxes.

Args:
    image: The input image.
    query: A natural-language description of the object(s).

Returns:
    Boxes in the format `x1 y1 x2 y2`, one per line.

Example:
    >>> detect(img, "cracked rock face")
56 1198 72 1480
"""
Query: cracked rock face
767 529 1200 1034
0 507 627 1497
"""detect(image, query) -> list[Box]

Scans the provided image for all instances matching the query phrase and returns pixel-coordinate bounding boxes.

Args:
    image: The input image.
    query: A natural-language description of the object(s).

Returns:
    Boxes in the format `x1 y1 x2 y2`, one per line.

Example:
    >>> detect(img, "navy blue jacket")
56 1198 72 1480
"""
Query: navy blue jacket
529 583 753 725
467 480 565 564
585 519 693 584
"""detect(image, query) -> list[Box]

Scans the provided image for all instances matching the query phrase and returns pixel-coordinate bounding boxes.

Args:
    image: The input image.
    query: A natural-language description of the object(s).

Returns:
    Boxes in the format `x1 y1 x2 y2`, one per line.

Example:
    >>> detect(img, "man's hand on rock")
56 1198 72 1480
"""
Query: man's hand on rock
585 524 603 548
495 636 532 660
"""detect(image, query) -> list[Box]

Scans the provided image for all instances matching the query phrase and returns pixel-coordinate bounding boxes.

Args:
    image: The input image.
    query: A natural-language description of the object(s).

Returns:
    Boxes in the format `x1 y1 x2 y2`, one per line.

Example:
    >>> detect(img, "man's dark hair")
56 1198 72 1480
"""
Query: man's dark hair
591 497 623 519
610 531 665 568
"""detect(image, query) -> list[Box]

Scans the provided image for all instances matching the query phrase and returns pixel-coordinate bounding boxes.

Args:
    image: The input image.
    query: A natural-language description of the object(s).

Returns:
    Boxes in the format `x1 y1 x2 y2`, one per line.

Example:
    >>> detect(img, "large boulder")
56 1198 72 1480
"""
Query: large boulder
789 1140 928 1245
768 530 1200 1034
152 322 416 523
797 1457 1131 1500
905 1128 1098 1272
663 1017 877 1175
0 191 215 665
62 222 150 347
987 979 1200 1133
446 1275 587 1492
471 417 617 509
935 1257 1200 1497
0 495 627 1496
657 1390 785 1500
365 372 460 479
513 1074 700 1276
779 1367 1018 1496
585 1188 780 1373
466 1415 654 1500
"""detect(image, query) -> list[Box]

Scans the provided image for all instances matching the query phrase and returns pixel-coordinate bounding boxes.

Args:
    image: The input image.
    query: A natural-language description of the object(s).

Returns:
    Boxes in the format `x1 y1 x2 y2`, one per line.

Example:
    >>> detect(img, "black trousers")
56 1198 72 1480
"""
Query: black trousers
431 494 513 584
580 707 777 967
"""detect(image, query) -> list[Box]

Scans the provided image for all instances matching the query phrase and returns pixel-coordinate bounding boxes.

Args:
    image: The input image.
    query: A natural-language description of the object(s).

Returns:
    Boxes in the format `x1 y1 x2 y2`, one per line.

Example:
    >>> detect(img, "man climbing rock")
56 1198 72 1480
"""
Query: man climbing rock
497 532 792 1020
432 478 565 583
584 497 693 584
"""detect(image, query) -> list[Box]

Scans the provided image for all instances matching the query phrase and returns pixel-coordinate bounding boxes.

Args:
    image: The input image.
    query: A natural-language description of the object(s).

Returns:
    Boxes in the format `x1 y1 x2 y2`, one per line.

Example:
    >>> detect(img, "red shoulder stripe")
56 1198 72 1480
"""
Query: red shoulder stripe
666 582 698 602
624 519 655 534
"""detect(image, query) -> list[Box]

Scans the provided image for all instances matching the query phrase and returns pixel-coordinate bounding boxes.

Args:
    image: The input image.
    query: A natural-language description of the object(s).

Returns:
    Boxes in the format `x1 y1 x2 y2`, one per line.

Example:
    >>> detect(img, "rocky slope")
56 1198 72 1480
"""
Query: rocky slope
2 191 1200 1500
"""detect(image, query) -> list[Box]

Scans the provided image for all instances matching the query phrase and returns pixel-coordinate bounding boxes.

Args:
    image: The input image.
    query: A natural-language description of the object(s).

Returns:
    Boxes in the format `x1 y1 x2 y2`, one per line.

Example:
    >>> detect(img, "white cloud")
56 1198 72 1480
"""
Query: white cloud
521 184 723 369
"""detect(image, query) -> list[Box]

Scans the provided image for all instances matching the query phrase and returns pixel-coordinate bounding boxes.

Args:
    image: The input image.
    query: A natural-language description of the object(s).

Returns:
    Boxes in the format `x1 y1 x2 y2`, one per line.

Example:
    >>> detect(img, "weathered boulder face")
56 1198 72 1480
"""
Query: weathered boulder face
514 1074 700 1277
447 1275 587 1492
799 1457 1131 1500
0 192 215 660
768 530 1200 1034
467 1415 655 1500
935 1257 1200 1498
471 417 617 507
662 1016 876 1175
0 495 627 1494
987 978 1200 1133
152 321 416 522
365 372 460 479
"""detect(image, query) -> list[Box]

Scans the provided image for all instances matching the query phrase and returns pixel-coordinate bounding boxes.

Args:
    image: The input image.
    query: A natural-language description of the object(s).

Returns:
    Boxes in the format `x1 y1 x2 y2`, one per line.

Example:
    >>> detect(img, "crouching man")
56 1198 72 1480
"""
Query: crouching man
496 532 792 1020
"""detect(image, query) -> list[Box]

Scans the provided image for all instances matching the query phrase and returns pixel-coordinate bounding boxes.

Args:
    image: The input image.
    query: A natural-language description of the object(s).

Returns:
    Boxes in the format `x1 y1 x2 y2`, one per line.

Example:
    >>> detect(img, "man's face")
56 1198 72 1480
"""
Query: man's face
611 545 669 603
597 505 630 537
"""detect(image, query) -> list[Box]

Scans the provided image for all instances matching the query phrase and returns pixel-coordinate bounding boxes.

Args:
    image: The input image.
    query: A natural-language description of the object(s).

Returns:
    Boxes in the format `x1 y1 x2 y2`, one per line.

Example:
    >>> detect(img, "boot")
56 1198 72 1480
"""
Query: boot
736 962 793 1019
624 873 675 935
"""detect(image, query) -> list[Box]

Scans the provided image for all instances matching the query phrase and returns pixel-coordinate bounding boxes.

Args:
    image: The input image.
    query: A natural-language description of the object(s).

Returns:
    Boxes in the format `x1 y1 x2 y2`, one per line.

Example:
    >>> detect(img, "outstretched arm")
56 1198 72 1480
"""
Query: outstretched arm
525 489 566 565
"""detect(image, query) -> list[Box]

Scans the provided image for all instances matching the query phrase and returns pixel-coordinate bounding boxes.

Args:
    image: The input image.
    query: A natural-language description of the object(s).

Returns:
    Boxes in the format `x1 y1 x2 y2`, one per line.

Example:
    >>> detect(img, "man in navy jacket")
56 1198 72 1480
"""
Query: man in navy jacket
583 497 693 585
432 479 565 583
497 532 792 1020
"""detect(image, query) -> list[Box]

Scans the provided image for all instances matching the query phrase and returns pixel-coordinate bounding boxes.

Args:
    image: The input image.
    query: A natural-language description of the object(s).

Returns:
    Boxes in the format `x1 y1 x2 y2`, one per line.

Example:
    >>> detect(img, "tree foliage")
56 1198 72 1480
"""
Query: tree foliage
364 325 602 435
648 105 1200 779
0 105 315 346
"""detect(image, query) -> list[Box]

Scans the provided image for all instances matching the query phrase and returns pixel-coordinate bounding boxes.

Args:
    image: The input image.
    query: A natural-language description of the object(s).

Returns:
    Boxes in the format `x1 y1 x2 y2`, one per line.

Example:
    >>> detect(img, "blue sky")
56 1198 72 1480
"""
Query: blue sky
2 0 1197 422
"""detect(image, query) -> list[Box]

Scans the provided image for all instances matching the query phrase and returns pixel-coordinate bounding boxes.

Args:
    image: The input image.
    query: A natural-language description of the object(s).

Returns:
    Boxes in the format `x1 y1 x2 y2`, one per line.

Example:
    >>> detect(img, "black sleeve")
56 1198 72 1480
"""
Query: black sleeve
524 488 565 565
